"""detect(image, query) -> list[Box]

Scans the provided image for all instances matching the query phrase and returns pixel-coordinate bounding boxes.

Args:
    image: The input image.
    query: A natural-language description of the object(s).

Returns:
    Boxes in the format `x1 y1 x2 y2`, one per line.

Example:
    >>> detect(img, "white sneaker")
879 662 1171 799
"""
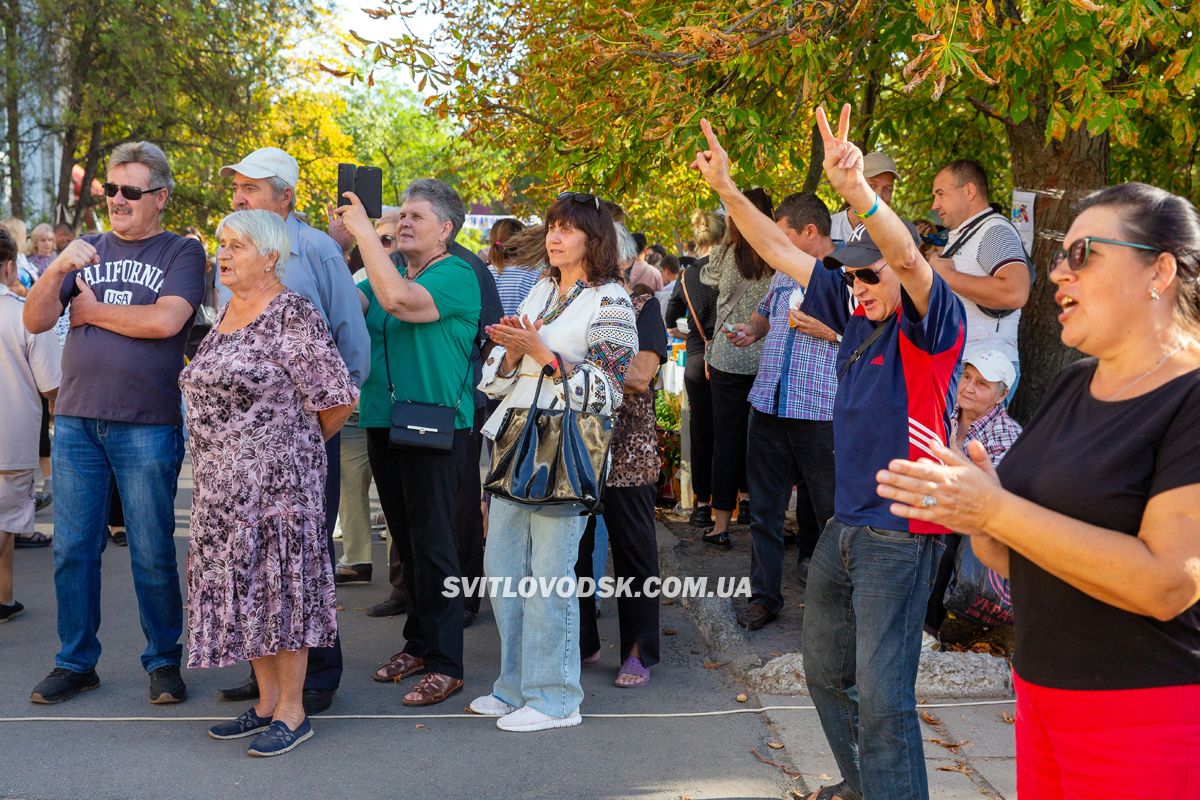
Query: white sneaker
469 695 517 716
496 705 582 732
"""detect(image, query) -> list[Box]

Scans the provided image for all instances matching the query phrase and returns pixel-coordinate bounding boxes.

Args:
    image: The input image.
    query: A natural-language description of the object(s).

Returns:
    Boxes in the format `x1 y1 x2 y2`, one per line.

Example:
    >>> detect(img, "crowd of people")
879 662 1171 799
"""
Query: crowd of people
0 100 1196 795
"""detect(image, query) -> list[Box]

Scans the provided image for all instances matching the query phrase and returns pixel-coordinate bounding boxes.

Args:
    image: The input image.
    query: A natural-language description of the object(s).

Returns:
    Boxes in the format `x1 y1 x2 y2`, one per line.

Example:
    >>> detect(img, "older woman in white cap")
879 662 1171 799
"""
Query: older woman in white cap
949 349 1022 463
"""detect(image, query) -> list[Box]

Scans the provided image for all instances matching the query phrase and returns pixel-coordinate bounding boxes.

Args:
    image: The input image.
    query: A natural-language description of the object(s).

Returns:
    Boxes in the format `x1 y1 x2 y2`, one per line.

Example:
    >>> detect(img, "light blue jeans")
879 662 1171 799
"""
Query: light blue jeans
485 497 586 717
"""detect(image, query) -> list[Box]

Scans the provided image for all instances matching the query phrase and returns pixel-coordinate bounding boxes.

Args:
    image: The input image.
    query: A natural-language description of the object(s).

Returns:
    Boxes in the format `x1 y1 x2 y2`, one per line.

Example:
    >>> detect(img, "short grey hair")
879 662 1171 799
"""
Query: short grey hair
215 209 290 275
402 179 465 241
109 141 175 193
613 222 638 267
265 175 296 213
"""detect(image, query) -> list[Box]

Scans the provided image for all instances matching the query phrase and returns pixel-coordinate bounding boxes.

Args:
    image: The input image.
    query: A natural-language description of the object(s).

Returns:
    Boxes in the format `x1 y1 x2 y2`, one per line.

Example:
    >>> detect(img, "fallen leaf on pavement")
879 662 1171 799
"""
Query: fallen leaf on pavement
702 661 727 670
736 693 748 703
663 627 677 636
767 741 785 750
750 748 802 778
937 763 973 776
661 599 675 606
1001 712 1016 724
415 723 425 729
920 711 942 726
769 652 783 658
928 737 970 752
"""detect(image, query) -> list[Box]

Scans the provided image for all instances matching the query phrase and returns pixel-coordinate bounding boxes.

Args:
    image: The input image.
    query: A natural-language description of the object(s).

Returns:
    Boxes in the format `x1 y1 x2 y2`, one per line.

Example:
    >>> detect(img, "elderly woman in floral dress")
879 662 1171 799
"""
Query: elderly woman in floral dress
180 209 357 758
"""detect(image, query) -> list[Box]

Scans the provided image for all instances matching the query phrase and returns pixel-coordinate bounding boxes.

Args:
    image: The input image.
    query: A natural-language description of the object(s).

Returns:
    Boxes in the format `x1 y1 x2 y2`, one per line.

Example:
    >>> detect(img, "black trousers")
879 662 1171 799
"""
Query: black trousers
368 427 465 678
576 485 661 667
746 411 835 614
707 366 755 512
305 433 343 691
455 408 486 614
388 407 486 614
683 363 714 503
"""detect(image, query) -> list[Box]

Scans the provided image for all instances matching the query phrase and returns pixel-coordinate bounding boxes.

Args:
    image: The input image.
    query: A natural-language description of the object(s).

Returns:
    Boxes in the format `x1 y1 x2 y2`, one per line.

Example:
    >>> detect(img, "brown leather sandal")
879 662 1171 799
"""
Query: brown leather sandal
372 652 426 683
402 672 464 707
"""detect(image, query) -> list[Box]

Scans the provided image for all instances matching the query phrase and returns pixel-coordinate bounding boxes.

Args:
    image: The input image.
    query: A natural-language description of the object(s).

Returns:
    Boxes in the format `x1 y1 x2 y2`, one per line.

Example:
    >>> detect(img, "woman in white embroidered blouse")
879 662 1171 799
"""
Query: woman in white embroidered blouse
471 193 637 732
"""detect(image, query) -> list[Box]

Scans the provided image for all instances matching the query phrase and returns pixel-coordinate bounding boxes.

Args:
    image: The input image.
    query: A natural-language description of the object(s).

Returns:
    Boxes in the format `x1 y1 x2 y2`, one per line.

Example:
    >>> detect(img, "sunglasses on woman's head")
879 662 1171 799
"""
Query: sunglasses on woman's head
840 264 886 287
379 234 396 247
102 183 166 201
557 191 600 210
1050 236 1161 276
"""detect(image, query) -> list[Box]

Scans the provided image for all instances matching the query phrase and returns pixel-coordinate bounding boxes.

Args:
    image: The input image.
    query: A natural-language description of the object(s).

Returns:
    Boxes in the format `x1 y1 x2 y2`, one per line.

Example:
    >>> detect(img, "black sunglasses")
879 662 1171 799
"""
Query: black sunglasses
379 234 396 248
103 182 166 201
1050 236 1161 278
839 264 887 287
557 191 600 210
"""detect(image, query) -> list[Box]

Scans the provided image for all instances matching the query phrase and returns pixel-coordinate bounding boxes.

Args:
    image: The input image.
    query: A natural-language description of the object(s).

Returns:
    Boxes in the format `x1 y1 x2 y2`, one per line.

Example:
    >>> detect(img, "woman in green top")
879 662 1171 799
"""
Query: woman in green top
334 179 481 707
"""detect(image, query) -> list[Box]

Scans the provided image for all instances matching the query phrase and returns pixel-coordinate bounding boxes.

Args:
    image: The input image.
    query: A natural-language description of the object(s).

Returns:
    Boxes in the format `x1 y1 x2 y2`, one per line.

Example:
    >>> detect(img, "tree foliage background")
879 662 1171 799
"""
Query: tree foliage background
344 0 1199 417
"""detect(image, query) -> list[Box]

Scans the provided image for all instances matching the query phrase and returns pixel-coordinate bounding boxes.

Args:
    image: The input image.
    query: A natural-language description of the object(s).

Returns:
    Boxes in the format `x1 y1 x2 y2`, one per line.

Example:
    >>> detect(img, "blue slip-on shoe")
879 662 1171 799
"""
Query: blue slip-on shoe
208 707 272 740
246 719 313 757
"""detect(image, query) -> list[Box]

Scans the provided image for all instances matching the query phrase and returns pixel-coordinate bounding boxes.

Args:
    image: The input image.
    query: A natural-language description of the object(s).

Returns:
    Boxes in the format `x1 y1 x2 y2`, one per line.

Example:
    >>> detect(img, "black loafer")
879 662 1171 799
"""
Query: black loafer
219 674 260 702
366 597 407 618
302 688 334 715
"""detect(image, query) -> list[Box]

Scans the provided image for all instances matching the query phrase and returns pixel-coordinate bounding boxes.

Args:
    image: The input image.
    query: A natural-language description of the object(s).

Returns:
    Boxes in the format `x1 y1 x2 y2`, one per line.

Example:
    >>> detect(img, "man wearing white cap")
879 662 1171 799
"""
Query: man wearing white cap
829 152 899 247
215 147 370 715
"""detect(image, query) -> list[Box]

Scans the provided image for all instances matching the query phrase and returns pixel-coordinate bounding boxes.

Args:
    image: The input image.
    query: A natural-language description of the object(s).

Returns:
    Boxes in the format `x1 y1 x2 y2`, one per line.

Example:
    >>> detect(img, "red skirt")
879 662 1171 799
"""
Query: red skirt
1014 670 1200 799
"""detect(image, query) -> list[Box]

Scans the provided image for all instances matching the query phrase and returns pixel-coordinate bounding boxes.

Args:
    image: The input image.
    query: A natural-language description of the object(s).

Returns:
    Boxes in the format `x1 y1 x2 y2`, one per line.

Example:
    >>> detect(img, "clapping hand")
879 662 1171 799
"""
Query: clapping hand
485 315 552 364
875 440 1004 536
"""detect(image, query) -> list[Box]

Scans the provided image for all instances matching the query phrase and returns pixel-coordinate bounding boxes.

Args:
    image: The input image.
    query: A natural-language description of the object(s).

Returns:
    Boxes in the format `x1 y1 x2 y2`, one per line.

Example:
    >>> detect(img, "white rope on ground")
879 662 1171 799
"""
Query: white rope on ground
0 699 1015 723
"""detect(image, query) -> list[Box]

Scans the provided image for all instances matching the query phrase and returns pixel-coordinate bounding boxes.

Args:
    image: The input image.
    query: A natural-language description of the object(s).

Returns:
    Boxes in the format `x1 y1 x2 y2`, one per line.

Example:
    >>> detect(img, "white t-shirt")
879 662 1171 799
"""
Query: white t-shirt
830 210 855 247
943 209 1028 363
0 286 62 469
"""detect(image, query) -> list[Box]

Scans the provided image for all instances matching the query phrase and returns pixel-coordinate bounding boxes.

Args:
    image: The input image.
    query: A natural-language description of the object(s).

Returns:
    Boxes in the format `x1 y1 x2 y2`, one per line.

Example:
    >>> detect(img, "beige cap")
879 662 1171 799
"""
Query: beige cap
863 152 899 180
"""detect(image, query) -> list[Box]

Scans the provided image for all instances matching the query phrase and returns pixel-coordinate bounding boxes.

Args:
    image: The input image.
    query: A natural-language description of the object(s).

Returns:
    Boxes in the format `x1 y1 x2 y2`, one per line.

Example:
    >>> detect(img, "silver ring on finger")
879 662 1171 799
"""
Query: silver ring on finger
921 495 938 508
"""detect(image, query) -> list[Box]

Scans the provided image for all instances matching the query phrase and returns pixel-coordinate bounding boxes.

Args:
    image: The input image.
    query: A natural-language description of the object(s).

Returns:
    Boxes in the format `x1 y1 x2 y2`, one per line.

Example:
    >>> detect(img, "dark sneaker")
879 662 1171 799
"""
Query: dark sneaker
149 665 187 704
209 707 272 740
31 667 100 704
34 492 53 512
247 719 313 757
688 504 713 528
302 689 334 715
462 608 477 628
735 499 751 525
109 527 127 547
366 596 406 618
334 562 372 585
0 600 24 623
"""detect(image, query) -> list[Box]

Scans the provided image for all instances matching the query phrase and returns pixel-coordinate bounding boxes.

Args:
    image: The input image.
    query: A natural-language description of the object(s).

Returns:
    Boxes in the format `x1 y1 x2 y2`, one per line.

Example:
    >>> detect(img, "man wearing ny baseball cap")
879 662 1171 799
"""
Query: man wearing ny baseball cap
215 147 370 715
829 151 899 246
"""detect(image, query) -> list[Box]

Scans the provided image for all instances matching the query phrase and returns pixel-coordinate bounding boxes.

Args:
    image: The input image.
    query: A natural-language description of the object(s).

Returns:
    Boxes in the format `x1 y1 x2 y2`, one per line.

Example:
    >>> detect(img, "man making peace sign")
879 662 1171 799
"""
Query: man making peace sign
692 105 965 800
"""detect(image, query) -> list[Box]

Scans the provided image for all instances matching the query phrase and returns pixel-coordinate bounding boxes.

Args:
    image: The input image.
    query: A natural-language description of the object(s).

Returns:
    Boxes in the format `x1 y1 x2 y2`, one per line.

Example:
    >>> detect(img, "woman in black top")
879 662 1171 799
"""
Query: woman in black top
664 210 722 527
877 183 1200 797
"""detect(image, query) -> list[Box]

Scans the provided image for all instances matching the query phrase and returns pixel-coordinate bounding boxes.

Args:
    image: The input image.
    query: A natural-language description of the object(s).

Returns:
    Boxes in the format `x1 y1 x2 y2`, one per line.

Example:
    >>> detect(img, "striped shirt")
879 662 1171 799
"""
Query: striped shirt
489 265 542 317
747 270 838 421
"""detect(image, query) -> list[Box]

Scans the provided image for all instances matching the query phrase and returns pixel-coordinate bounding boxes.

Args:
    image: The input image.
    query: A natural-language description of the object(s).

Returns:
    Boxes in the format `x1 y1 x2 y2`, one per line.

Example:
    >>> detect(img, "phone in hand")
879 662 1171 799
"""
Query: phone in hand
724 323 737 333
336 163 383 219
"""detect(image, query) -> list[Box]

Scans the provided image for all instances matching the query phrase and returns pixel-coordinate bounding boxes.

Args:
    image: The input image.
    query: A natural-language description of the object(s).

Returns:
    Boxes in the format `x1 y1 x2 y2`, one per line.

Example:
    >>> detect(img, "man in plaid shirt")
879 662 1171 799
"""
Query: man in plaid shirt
725 192 841 630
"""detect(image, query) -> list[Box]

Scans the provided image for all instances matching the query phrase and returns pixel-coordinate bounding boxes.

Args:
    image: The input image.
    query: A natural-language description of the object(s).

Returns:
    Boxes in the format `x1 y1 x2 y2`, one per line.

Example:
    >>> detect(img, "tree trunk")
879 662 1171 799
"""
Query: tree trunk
800 123 824 194
71 120 103 231
1007 118 1109 422
3 0 23 218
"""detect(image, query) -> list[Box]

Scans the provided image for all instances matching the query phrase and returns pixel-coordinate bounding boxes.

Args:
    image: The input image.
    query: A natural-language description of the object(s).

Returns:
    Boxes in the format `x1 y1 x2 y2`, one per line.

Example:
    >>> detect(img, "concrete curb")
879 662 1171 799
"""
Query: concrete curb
655 521 1015 700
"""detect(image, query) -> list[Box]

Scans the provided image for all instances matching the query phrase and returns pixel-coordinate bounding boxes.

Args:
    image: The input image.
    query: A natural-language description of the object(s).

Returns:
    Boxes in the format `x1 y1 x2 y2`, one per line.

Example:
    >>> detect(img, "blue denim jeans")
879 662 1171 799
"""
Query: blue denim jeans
52 416 185 673
485 497 586 717
803 519 943 800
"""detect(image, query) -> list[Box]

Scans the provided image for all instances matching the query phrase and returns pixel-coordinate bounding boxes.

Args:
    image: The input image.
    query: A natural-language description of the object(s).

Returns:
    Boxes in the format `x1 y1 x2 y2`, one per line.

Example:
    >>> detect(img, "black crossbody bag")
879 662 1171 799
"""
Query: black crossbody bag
382 315 472 451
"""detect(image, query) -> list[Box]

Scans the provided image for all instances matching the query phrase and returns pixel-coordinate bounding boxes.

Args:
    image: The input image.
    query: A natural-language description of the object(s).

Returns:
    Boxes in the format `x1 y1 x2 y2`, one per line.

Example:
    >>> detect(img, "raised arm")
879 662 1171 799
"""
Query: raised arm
691 120 818 287
816 104 935 317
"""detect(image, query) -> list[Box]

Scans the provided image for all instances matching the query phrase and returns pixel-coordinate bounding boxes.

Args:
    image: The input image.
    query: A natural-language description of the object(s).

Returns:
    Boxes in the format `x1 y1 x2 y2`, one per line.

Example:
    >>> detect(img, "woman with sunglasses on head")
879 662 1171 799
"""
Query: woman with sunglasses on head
693 105 966 800
472 192 637 732
878 182 1200 798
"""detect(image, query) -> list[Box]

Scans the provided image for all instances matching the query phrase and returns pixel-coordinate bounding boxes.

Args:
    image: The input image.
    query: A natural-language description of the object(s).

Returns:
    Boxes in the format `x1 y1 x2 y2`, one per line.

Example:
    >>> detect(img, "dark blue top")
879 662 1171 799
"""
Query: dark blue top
802 266 965 533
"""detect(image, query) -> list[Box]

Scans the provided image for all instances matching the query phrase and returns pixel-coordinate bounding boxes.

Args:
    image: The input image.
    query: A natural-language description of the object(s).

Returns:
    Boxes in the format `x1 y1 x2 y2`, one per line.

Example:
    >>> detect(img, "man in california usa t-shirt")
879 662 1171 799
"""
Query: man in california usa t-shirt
22 142 205 706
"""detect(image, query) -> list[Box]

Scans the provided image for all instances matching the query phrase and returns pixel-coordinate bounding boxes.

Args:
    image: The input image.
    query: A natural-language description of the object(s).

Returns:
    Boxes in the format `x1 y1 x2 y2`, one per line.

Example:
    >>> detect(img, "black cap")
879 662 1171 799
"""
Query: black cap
825 221 921 270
